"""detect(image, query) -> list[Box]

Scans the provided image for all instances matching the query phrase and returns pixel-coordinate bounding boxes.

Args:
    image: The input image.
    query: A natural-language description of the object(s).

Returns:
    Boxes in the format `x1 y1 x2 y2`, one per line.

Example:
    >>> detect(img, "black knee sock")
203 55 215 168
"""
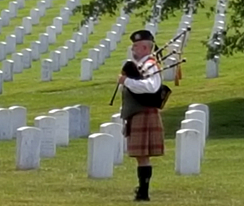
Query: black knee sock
137 166 152 197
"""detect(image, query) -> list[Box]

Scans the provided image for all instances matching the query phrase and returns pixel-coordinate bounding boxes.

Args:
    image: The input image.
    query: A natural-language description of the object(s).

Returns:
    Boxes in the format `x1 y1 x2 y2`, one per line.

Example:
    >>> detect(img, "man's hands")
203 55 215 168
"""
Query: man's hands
118 75 127 85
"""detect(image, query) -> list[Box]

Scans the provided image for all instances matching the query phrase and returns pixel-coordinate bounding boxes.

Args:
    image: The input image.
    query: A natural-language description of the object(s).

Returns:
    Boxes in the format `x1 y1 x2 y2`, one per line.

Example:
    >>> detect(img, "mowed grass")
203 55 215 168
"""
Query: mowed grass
0 0 244 205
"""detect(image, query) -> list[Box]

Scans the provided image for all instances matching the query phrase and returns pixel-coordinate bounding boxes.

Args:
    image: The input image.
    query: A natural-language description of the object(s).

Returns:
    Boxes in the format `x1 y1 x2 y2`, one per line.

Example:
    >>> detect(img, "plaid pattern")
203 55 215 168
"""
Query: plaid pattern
126 108 164 157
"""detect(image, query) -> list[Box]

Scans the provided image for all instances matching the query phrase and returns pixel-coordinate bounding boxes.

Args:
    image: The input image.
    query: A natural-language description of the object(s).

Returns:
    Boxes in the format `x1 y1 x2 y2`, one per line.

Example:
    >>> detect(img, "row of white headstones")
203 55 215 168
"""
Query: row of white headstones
0 0 132 94
0 0 53 28
175 103 209 175
0 104 90 170
206 0 228 78
86 103 210 178
0 0 81 71
80 10 130 81
0 0 84 90
87 113 125 178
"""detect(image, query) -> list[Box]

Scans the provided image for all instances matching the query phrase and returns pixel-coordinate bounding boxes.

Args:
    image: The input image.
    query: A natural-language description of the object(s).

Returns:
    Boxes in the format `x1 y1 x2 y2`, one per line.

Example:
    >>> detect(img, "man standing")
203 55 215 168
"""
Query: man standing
118 30 165 201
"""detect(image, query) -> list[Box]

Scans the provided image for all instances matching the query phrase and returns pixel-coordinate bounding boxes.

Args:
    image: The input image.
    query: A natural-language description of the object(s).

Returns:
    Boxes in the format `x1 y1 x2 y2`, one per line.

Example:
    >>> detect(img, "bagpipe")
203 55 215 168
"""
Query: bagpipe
109 26 191 107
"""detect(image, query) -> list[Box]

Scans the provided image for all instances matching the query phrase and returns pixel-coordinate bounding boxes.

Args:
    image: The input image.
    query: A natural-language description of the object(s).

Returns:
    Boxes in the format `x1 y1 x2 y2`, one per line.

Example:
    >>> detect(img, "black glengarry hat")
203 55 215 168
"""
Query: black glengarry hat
130 30 154 43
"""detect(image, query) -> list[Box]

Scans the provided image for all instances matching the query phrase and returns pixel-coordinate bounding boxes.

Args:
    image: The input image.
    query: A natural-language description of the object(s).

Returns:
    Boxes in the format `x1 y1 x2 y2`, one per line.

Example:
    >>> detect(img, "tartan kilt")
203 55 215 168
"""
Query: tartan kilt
126 108 164 157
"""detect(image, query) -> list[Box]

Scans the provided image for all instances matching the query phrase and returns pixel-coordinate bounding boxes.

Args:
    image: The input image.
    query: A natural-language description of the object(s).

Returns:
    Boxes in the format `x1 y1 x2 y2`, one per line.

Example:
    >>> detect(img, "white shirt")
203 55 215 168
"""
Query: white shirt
123 55 162 94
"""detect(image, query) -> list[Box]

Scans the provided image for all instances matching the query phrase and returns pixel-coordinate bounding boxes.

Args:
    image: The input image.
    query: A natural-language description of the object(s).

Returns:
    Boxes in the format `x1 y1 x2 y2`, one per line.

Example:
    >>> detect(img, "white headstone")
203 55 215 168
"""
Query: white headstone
46 26 56 44
80 25 88 43
0 18 2 34
9 106 27 138
111 24 122 42
66 0 76 10
17 0 25 9
63 106 81 138
50 50 61 72
1 10 10 27
45 0 52 8
89 48 99 70
60 7 70 25
0 42 6 61
120 8 130 23
22 16 32 34
53 17 63 34
80 58 93 81
9 1 18 18
73 105 90 137
106 31 117 51
188 104 209 136
185 110 206 139
100 123 123 165
100 39 111 58
181 119 205 159
21 48 32 69
58 46 68 67
111 113 123 124
206 55 219 78
39 33 49 53
15 26 24 44
97 44 106 65
41 59 53 81
37 1 46 17
31 41 41 61
72 32 83 52
162 57 176 81
145 22 156 37
87 133 114 178
48 109 69 146
12 53 24 73
2 59 14 81
6 34 16 54
88 17 94 34
16 127 41 170
175 129 201 175
74 0 81 6
116 17 127 34
111 113 126 153
34 116 56 158
0 108 12 140
65 39 75 60
0 71 2 94
30 8 40 25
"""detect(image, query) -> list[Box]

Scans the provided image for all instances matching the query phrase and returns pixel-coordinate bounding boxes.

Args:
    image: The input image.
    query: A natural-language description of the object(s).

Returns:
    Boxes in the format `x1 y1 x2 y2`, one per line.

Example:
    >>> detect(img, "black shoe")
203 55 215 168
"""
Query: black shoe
133 186 150 201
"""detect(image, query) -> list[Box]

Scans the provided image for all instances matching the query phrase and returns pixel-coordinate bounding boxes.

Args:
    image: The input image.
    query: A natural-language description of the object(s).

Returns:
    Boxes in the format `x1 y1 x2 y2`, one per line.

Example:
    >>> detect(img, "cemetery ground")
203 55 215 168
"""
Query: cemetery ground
1 0 244 205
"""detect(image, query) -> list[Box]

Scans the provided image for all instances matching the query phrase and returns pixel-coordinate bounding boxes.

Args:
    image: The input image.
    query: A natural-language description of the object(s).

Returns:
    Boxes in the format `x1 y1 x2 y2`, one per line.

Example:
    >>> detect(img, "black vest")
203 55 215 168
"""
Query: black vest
120 58 171 119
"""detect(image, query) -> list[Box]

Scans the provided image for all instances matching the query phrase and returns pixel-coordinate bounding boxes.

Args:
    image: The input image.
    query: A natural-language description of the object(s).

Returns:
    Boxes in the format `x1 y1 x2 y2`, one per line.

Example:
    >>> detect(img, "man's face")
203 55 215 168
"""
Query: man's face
132 41 146 61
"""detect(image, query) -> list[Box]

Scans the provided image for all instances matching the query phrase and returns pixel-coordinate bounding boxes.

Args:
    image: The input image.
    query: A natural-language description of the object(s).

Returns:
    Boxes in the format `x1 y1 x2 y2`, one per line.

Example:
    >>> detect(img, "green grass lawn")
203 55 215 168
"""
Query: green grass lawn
0 0 244 205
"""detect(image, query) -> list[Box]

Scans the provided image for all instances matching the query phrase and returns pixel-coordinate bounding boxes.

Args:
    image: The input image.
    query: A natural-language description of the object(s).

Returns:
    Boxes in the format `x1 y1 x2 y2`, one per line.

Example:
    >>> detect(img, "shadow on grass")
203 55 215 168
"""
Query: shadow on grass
162 98 244 139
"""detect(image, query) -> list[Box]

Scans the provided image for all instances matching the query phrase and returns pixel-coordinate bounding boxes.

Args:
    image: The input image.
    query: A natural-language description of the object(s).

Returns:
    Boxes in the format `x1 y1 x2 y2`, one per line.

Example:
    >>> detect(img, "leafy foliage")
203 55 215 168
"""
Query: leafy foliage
73 0 204 25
